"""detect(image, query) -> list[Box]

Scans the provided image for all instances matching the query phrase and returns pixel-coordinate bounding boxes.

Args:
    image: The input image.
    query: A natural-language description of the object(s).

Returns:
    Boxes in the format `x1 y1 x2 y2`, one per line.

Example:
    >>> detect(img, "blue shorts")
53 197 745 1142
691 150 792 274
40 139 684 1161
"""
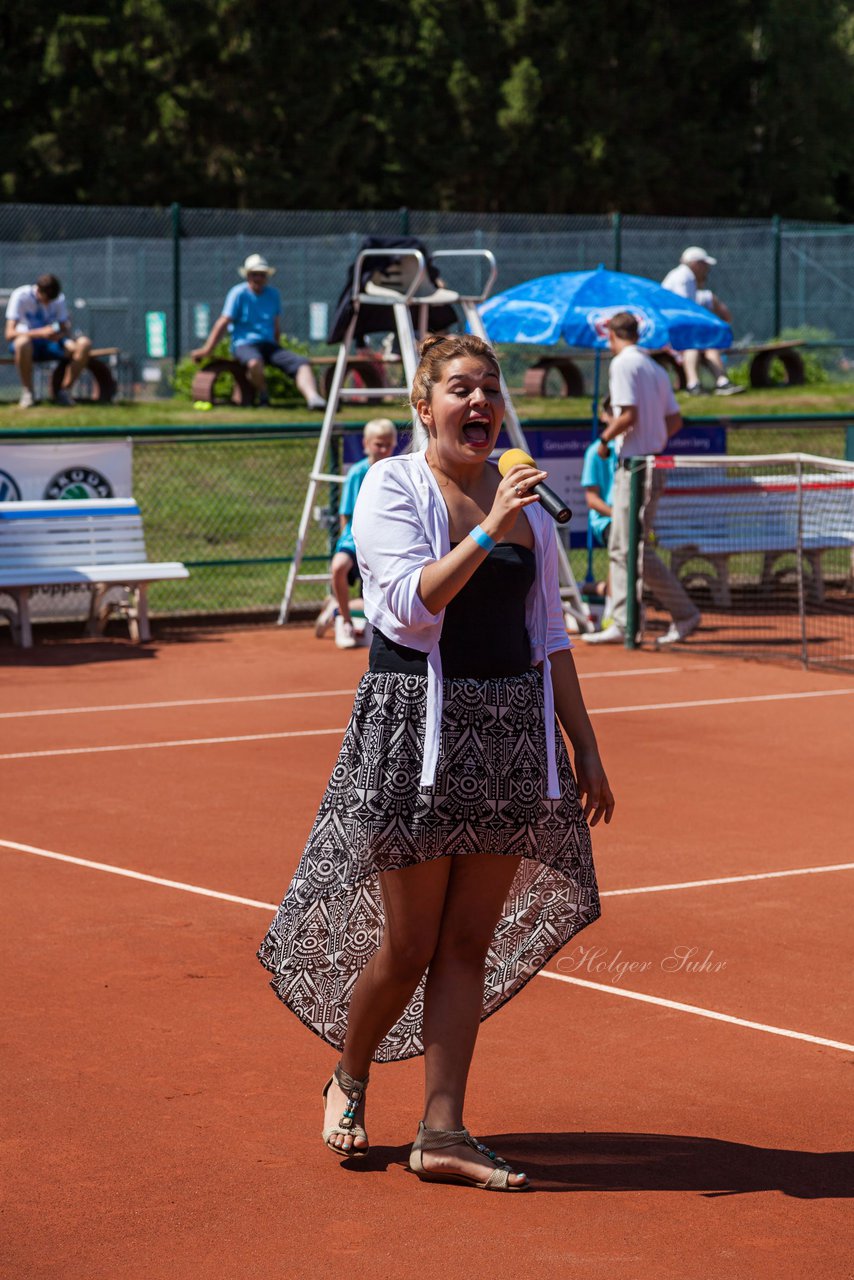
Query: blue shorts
8 338 68 362
233 341 308 378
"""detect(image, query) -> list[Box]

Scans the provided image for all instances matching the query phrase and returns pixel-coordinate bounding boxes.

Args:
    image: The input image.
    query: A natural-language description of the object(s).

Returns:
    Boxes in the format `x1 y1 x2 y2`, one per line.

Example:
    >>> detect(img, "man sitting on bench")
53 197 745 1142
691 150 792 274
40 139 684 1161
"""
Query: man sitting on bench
5 273 92 408
191 253 326 410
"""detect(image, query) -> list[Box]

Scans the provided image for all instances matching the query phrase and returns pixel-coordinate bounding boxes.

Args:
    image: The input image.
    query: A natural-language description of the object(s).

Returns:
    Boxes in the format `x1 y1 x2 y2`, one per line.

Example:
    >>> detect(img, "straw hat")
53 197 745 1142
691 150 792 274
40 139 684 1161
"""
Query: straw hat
239 253 276 278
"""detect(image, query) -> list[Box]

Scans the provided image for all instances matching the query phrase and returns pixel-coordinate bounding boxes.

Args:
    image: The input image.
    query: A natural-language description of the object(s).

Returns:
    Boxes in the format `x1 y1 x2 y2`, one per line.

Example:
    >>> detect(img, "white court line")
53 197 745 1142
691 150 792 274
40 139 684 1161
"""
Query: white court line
0 689 356 721
601 862 854 896
537 971 854 1054
0 728 347 761
1 836 852 1055
0 838 276 910
0 665 709 722
588 687 854 716
1 685 852 762
579 664 715 680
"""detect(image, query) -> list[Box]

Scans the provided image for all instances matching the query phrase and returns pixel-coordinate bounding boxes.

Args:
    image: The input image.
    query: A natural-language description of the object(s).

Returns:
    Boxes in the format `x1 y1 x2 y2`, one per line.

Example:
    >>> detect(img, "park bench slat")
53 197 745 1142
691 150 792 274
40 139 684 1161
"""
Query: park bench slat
0 564 188 587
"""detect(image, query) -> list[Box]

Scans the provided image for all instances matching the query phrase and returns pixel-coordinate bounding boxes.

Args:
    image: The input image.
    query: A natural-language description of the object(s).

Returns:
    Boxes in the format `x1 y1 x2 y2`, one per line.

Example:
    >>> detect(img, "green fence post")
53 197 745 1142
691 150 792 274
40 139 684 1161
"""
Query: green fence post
171 202 182 363
772 214 782 337
612 211 622 271
399 206 410 235
624 458 644 649
845 425 854 462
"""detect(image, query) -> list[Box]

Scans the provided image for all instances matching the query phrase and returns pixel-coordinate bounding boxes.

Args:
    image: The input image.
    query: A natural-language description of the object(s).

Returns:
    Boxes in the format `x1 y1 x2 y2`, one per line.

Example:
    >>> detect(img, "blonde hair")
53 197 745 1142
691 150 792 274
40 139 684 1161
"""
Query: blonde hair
363 417 397 442
409 334 501 414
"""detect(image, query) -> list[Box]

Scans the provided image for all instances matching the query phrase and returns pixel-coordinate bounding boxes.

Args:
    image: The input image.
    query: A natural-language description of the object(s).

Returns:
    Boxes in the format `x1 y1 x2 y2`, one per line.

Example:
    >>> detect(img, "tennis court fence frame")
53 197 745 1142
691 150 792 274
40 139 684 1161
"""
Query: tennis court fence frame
628 452 854 672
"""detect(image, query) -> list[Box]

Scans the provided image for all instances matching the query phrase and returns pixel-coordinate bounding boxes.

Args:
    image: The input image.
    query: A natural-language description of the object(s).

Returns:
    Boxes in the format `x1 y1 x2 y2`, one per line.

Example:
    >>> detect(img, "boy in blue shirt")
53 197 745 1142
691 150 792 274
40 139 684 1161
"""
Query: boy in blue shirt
581 436 617 622
315 419 398 648
191 253 326 409
581 436 617 548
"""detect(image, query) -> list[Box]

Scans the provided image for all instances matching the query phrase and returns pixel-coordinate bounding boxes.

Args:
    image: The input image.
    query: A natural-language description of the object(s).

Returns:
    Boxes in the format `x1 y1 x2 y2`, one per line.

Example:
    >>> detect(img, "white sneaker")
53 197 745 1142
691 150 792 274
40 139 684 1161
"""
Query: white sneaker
314 595 337 638
18 389 35 409
334 616 358 649
713 380 745 396
656 612 701 647
581 622 626 645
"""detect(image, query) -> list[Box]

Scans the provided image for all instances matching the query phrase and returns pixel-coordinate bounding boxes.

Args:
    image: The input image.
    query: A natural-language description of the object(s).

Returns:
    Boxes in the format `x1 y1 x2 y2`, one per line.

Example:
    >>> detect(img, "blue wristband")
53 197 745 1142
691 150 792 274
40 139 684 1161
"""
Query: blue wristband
469 524 495 552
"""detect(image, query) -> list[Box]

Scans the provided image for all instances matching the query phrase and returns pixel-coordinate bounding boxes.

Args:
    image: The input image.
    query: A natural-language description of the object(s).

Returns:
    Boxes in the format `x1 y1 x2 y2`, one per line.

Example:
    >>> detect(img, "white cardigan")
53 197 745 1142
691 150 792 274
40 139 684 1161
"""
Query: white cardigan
351 450 572 798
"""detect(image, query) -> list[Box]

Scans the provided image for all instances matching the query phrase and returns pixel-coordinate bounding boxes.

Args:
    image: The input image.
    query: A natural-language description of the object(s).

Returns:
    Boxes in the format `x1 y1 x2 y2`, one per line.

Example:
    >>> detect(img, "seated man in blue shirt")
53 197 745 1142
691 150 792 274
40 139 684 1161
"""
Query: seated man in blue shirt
191 253 326 409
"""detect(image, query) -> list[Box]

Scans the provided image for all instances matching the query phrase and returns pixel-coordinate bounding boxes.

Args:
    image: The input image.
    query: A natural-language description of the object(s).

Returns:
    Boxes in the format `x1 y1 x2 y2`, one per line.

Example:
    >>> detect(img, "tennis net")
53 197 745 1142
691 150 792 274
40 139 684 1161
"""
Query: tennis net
636 453 854 671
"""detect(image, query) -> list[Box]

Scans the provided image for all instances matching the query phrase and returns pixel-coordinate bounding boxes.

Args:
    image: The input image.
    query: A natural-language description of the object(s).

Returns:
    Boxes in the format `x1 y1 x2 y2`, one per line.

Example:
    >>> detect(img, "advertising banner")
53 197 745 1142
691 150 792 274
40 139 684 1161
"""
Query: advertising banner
342 424 726 548
0 441 133 620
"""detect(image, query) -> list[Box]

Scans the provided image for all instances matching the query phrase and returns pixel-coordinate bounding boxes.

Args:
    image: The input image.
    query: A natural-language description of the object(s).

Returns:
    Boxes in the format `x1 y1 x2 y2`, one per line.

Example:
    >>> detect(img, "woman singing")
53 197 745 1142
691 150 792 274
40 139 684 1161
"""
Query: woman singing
258 333 613 1192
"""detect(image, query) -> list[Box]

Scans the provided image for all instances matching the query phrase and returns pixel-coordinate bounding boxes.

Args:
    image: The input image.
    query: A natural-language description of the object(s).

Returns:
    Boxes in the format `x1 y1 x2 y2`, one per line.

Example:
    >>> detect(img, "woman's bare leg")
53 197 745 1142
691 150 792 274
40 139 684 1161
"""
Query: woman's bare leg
323 857 452 1153
420 853 528 1187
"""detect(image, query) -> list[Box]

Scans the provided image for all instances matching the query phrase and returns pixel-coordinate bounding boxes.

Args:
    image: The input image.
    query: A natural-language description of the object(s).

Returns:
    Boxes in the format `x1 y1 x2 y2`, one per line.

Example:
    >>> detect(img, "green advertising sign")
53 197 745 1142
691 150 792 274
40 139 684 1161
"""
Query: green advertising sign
193 303 210 340
145 310 168 358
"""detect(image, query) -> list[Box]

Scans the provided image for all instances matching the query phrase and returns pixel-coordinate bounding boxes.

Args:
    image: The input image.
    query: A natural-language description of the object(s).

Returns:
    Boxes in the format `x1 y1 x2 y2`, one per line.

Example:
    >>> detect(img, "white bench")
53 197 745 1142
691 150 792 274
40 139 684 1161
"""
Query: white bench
652 471 854 607
0 498 188 647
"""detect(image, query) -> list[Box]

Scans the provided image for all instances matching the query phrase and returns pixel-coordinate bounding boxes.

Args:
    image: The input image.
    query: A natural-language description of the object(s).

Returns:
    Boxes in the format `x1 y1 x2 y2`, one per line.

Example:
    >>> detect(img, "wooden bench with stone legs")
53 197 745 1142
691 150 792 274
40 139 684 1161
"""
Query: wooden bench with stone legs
0 348 119 402
190 350 395 407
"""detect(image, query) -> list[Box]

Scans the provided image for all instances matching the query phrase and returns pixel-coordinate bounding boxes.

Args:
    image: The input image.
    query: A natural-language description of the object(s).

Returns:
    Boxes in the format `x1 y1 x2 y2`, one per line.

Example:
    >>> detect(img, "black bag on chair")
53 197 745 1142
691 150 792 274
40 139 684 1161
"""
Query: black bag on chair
327 235 460 345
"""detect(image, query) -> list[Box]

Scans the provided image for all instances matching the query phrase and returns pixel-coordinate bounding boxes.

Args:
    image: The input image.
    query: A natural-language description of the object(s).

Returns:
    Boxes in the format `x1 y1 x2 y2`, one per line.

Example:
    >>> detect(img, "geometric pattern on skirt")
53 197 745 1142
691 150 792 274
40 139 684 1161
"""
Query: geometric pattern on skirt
257 668 601 1062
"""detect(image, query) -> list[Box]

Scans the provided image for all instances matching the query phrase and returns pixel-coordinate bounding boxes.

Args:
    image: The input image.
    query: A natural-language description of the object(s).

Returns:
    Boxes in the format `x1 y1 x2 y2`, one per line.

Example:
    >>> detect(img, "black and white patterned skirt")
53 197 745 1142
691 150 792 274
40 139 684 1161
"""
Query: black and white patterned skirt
257 668 601 1062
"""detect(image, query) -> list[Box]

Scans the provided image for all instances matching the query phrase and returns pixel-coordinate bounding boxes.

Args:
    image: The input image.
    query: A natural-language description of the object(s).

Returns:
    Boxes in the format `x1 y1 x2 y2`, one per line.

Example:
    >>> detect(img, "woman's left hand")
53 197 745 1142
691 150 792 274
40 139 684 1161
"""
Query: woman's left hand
575 749 615 826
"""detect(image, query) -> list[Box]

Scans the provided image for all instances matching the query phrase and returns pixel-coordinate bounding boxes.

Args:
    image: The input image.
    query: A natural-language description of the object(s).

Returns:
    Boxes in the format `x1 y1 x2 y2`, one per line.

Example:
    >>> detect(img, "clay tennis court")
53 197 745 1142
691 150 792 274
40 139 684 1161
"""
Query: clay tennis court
2 625 852 1279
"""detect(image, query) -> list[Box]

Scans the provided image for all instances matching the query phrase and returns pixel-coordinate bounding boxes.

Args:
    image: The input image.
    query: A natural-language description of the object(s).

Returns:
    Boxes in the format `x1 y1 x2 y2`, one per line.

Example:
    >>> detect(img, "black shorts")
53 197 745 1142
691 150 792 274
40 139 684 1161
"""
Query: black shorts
233 341 308 378
334 548 359 586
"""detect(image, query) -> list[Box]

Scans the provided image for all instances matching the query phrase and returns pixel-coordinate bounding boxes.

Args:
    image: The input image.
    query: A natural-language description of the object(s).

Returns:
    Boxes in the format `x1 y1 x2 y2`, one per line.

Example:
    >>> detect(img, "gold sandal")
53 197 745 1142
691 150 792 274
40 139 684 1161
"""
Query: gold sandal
409 1120 528 1191
321 1062 369 1157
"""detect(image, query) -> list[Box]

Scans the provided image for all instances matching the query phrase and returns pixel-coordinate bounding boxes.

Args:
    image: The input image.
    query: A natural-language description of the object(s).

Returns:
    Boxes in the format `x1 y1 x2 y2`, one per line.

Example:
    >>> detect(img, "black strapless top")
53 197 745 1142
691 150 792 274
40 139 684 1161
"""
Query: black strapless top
369 541 536 678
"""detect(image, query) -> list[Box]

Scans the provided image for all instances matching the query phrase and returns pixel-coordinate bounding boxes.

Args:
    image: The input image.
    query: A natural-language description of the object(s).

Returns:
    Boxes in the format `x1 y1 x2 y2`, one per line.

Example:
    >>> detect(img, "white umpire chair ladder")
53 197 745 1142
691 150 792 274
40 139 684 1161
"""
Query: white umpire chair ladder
277 247 590 630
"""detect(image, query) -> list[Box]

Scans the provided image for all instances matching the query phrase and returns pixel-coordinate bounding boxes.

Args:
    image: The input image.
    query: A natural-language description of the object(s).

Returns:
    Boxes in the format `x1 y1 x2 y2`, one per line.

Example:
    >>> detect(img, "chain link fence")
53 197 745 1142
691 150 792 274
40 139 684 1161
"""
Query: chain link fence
1 418 849 633
5 204 854 397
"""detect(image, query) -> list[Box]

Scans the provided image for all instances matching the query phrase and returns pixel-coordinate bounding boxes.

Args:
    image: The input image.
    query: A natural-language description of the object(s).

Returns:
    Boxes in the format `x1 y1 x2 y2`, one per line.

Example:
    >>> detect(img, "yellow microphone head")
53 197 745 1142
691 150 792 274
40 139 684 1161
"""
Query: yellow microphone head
498 447 535 476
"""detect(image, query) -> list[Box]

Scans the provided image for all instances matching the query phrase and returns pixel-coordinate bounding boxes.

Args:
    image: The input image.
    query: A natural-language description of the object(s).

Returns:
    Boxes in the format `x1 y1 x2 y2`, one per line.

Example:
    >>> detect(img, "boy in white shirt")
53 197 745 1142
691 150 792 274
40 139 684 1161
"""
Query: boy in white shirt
4 274 92 408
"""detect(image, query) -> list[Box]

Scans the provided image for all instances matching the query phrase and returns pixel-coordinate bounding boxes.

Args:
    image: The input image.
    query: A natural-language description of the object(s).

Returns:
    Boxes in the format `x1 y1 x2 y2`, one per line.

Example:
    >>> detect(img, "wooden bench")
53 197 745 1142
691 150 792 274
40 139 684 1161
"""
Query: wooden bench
651 470 854 607
651 341 805 392
0 347 119 402
0 498 188 647
190 350 396 407
522 342 806 399
523 355 585 398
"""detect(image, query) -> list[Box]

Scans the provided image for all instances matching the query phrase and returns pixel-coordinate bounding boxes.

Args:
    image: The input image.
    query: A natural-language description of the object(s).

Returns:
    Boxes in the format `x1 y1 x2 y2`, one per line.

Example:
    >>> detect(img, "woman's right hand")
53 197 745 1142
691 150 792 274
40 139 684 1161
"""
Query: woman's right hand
484 464 548 540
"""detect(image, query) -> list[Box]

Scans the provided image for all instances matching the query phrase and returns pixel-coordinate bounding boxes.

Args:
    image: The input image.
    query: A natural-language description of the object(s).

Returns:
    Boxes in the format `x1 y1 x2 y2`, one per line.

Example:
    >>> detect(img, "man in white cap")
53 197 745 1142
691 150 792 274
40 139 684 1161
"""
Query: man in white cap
192 253 326 409
661 247 744 397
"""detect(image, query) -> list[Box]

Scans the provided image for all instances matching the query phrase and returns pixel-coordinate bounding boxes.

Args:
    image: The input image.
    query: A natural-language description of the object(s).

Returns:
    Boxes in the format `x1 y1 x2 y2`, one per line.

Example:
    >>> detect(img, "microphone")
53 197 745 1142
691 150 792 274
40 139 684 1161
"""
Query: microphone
498 448 572 524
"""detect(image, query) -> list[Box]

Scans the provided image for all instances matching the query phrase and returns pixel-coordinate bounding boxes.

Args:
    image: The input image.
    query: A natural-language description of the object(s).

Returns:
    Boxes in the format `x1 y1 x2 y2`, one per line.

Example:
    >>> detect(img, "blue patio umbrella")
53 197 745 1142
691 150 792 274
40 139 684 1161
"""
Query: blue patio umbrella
476 265 733 583
477 264 733 350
